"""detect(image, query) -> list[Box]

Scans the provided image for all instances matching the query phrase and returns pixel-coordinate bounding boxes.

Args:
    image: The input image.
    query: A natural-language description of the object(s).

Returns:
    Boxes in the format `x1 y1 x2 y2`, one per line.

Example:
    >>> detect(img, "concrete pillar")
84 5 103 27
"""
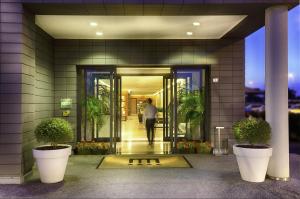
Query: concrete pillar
265 6 289 180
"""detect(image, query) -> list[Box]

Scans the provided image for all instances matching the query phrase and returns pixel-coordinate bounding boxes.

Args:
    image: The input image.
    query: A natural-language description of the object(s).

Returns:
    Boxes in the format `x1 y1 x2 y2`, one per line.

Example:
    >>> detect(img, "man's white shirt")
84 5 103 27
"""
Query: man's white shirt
143 104 157 120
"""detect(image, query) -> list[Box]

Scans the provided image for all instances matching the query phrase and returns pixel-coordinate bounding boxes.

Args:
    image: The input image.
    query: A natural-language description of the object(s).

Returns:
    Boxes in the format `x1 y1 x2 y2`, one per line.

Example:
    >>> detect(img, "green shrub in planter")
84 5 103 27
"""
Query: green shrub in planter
196 142 212 154
35 118 73 148
177 141 196 153
75 142 109 155
233 117 271 145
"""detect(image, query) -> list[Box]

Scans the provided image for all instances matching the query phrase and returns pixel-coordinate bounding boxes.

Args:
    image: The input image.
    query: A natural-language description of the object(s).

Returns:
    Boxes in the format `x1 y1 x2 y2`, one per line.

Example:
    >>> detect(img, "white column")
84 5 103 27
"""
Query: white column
265 5 289 180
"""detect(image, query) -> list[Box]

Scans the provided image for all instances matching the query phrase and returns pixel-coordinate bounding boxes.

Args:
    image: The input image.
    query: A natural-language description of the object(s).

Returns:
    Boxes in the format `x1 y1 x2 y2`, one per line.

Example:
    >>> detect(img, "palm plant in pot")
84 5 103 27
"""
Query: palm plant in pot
85 95 109 139
233 117 272 182
177 89 205 140
33 118 73 183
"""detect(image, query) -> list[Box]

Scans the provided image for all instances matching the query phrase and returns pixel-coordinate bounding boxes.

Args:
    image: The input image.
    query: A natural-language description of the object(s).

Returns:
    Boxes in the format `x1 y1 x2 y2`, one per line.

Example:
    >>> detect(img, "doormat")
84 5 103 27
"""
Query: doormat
97 155 192 169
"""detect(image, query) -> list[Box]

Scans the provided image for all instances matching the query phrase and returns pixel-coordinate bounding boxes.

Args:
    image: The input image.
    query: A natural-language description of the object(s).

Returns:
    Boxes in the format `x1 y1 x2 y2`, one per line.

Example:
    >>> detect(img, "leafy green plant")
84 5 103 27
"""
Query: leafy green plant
176 141 212 154
75 142 109 155
233 117 271 145
85 95 109 137
35 118 73 148
196 142 212 154
177 89 205 139
177 141 196 153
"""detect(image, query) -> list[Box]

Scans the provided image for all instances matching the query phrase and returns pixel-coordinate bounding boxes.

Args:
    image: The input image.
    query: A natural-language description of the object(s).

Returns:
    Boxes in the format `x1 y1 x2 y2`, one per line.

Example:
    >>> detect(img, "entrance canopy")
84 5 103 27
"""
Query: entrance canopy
25 1 298 39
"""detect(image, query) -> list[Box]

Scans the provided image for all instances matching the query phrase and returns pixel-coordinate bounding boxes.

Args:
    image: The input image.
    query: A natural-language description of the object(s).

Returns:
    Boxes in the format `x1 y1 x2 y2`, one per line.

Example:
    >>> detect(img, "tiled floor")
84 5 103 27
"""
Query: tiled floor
121 115 163 141
118 115 170 154
1 154 300 198
116 141 171 154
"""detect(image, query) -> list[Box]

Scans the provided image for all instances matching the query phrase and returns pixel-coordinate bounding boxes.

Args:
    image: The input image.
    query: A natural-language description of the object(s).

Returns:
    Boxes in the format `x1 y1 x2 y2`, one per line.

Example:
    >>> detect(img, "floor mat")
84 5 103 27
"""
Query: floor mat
97 155 192 169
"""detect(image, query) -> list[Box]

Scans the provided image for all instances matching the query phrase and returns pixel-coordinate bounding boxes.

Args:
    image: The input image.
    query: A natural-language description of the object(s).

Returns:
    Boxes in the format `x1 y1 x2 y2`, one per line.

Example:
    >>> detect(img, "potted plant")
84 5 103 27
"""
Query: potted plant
233 117 272 182
33 118 73 183
177 89 205 140
85 94 109 139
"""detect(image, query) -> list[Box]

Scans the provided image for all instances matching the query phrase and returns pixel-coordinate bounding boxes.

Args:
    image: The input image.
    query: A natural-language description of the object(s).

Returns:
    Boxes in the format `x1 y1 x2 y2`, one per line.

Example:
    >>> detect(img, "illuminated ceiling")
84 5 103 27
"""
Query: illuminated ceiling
122 76 163 95
36 15 247 39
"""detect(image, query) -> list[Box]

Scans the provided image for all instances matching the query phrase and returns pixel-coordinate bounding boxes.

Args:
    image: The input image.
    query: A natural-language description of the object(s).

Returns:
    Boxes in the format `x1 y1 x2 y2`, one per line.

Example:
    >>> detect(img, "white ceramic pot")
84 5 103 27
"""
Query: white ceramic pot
33 145 71 183
233 144 272 182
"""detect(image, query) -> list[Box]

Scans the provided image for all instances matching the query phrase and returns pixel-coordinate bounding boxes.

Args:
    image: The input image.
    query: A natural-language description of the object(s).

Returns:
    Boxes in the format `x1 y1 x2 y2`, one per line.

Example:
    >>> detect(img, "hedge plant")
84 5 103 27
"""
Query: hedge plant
35 118 73 148
233 117 271 145
75 142 109 155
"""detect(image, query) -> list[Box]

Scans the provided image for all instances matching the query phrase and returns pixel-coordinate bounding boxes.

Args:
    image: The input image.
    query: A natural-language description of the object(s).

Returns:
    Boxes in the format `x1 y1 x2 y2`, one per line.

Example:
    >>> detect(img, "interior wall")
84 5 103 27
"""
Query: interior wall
54 39 245 145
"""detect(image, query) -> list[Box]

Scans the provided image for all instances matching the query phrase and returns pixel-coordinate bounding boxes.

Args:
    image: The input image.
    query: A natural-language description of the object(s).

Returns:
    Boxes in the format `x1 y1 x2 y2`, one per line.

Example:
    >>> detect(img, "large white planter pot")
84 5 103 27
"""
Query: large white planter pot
233 144 272 182
33 145 71 183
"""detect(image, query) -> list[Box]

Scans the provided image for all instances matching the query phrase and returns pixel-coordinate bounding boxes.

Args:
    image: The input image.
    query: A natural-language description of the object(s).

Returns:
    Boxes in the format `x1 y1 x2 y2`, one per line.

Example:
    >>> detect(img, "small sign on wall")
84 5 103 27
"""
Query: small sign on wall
60 98 72 109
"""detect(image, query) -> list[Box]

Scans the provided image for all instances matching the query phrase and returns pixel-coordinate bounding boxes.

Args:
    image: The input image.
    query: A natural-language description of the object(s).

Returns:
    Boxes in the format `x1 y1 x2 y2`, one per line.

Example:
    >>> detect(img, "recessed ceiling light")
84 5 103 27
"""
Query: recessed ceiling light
186 32 193 36
89 22 98 27
193 22 200 26
96 32 103 36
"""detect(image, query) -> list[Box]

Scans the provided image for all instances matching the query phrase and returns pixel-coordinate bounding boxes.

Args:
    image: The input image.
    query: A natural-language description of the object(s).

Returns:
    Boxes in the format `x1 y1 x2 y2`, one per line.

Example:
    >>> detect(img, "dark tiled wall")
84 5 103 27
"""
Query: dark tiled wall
22 11 54 175
54 39 245 144
0 3 54 182
0 2 25 182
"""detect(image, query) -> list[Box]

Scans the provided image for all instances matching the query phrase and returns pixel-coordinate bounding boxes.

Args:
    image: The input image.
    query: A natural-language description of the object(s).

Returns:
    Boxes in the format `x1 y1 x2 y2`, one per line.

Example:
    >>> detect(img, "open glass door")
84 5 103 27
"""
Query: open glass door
174 67 207 143
79 67 121 154
163 67 207 153
113 74 122 153
163 73 175 153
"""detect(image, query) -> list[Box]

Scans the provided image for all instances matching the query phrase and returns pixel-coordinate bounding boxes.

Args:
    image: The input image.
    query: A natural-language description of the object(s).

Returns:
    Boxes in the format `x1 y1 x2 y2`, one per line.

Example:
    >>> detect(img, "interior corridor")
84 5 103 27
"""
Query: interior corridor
117 75 170 154
117 114 170 154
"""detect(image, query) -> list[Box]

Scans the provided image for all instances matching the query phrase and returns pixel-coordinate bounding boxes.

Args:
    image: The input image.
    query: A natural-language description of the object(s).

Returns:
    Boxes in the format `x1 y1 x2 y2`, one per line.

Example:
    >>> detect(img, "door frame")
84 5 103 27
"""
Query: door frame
76 64 210 153
172 65 211 143
163 65 210 152
76 65 117 143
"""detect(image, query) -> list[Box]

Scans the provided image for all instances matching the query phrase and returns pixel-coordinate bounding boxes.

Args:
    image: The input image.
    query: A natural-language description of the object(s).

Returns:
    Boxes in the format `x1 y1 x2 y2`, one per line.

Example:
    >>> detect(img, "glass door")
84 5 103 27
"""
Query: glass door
79 67 121 153
174 67 207 142
163 73 176 152
163 67 207 153
113 74 122 153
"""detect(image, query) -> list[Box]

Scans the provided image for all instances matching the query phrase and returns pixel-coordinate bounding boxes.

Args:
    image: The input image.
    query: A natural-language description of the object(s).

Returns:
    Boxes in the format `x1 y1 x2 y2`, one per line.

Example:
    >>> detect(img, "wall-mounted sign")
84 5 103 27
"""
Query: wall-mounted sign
60 98 72 109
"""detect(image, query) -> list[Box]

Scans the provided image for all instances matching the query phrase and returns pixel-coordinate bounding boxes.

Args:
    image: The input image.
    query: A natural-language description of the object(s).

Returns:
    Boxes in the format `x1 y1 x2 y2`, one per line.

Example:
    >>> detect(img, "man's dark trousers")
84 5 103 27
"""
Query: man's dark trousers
146 118 155 144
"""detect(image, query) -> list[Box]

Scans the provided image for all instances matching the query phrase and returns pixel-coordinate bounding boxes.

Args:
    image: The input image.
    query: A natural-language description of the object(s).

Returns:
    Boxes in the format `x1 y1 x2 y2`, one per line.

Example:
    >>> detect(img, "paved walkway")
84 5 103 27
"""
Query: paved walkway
0 154 300 199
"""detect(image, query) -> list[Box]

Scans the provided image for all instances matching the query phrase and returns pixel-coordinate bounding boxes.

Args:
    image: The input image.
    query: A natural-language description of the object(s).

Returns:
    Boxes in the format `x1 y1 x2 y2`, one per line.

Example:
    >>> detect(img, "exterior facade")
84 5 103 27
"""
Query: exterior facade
0 0 297 184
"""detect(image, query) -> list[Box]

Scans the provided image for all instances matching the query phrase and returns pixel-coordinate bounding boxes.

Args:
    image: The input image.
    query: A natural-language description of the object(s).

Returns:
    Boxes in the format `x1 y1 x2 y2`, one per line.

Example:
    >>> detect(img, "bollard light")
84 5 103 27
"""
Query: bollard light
213 127 228 155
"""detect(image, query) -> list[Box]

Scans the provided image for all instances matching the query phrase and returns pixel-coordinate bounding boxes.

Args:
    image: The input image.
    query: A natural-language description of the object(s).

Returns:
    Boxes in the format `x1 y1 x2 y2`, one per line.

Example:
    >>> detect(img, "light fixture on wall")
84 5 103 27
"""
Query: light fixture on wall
212 77 219 83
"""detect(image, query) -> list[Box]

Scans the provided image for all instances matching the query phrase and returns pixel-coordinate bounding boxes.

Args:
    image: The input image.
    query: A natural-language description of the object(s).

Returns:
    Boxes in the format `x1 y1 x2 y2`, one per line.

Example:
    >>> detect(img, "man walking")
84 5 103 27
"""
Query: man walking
143 98 157 145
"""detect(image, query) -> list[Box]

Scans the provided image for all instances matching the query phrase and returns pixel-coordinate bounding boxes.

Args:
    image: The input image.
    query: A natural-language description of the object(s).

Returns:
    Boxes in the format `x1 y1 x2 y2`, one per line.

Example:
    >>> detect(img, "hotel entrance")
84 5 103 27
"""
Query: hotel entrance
77 66 209 154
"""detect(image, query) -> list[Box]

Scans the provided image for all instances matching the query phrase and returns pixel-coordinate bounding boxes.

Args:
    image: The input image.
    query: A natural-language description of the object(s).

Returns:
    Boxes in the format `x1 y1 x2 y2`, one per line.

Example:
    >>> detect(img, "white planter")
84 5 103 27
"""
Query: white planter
233 144 272 182
33 145 71 183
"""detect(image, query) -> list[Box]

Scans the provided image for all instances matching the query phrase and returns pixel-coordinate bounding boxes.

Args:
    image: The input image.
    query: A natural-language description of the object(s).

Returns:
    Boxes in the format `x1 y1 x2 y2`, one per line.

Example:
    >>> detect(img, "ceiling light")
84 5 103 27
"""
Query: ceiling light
89 22 98 27
96 32 103 36
193 22 200 26
186 32 193 36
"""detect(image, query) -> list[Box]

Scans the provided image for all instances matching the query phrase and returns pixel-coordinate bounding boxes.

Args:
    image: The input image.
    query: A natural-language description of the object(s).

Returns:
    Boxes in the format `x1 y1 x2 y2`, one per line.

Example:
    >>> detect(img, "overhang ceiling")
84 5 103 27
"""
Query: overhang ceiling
35 15 246 39
26 2 298 39
122 76 162 95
